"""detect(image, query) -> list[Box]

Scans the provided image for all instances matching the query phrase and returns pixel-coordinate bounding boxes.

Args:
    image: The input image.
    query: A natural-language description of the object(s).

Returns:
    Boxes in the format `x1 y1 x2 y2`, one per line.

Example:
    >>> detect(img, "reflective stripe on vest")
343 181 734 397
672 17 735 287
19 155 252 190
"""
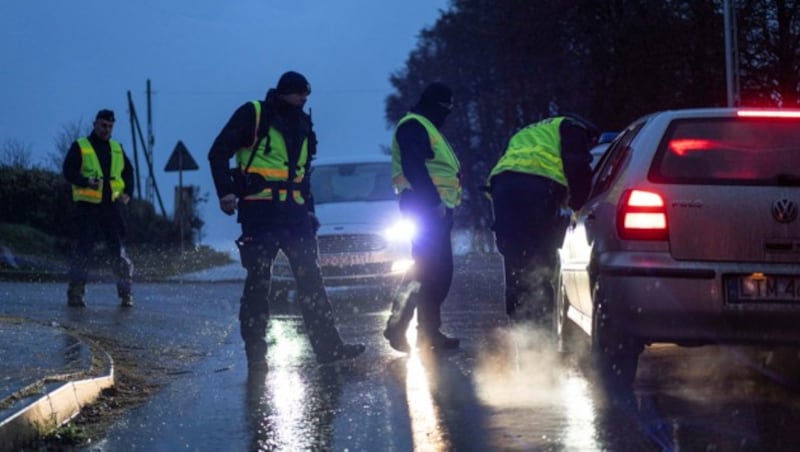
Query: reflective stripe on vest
235 101 308 203
72 137 125 203
489 117 568 187
391 113 462 208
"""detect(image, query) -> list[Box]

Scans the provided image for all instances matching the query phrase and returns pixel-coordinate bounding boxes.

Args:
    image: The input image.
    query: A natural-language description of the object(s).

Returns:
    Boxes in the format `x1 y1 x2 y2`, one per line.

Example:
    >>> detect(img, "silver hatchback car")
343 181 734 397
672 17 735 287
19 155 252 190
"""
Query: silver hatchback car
557 108 800 389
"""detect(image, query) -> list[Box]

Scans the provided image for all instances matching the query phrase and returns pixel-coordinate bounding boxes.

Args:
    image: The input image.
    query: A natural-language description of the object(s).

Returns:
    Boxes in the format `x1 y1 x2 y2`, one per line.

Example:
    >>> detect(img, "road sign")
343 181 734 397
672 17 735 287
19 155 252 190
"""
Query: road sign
164 140 199 172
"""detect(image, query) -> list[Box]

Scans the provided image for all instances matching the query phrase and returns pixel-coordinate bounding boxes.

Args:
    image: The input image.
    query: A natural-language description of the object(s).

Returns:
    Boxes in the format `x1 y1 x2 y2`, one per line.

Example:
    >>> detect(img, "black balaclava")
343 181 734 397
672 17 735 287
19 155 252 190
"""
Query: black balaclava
276 71 311 95
562 113 600 144
414 82 453 128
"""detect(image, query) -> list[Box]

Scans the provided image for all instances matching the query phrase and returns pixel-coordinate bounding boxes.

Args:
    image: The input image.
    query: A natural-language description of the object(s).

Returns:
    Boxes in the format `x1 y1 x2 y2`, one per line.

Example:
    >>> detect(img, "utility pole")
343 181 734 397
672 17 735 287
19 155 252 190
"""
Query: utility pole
127 82 167 217
127 91 142 200
723 0 740 107
145 79 156 204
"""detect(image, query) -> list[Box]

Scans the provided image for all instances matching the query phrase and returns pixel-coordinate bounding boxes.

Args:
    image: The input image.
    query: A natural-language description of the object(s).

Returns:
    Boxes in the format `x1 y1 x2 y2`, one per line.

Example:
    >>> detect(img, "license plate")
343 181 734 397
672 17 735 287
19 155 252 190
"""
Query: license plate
319 253 372 267
725 273 800 303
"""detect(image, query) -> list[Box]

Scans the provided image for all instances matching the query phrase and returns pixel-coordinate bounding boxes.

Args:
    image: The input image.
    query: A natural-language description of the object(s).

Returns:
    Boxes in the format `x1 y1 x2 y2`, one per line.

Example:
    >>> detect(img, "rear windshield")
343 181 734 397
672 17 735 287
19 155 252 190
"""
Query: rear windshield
650 117 800 186
311 162 396 204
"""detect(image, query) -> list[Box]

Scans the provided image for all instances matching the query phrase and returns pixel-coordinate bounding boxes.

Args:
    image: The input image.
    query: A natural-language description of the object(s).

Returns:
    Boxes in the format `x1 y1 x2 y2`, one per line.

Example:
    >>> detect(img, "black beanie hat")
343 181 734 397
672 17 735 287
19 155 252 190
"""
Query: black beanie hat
95 109 115 122
276 71 311 95
563 113 600 142
419 82 453 107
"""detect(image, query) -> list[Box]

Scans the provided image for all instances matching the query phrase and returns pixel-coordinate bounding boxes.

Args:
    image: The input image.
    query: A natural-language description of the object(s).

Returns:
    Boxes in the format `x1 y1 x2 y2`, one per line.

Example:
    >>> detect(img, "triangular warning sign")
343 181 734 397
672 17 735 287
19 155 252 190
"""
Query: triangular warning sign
164 140 199 172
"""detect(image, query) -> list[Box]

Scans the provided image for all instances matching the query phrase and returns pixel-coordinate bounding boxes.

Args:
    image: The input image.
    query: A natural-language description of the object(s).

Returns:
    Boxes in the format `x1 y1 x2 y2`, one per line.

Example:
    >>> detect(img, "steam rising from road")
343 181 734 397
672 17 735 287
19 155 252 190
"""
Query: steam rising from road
474 325 569 406
472 324 599 449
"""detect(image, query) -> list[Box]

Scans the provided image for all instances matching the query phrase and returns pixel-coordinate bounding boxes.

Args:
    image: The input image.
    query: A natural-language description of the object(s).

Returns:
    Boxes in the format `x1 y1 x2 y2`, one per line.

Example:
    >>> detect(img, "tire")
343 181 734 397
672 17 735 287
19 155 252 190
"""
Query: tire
591 282 643 391
553 272 580 354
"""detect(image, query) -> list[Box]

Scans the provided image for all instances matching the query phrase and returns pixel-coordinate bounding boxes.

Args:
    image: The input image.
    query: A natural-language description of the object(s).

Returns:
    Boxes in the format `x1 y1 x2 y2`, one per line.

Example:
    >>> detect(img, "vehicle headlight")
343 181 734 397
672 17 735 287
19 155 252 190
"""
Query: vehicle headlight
384 218 416 242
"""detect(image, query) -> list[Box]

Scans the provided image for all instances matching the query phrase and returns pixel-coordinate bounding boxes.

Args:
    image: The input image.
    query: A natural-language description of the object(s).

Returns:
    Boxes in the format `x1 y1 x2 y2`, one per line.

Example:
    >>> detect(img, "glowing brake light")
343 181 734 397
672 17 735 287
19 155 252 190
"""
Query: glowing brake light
668 138 717 155
617 189 668 240
736 110 800 118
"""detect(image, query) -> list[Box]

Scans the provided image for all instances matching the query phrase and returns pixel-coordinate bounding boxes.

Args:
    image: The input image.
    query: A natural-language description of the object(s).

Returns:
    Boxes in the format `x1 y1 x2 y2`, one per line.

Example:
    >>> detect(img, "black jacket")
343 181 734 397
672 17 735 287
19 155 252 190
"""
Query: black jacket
62 132 134 204
558 118 594 210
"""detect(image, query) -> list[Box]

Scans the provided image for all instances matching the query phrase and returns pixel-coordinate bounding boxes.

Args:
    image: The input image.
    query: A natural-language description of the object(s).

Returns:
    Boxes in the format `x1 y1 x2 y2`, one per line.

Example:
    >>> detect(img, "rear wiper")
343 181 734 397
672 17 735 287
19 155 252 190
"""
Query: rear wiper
775 173 800 186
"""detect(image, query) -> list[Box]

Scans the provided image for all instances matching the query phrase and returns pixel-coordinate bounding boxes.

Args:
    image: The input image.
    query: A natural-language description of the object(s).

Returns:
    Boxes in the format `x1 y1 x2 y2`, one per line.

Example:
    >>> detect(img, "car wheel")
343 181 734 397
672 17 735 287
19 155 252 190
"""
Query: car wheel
591 282 643 391
553 272 579 354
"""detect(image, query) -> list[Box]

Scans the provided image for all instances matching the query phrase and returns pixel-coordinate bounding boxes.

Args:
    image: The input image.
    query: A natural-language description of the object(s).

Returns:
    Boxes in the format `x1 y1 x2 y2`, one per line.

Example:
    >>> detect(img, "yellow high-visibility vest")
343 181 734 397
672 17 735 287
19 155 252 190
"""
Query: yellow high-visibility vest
71 137 125 203
391 113 461 208
489 116 568 187
235 100 309 203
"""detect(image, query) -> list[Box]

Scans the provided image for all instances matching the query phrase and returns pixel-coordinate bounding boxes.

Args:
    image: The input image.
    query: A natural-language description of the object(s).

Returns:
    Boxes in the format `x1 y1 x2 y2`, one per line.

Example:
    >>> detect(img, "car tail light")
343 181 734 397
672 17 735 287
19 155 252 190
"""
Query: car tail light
617 189 668 240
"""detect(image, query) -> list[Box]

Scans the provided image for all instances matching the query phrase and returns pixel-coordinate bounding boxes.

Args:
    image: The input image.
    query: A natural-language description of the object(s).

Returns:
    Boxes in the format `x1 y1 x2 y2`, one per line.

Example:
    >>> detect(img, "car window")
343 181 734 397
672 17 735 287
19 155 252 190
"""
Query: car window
650 117 800 185
311 162 396 203
591 122 644 198
590 132 619 169
590 143 610 170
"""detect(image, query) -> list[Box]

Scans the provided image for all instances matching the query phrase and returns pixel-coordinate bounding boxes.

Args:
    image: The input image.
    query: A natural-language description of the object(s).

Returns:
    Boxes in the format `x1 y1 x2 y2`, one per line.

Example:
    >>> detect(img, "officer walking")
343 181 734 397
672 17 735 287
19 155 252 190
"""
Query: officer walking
487 115 597 326
62 109 135 308
208 71 365 372
383 82 462 353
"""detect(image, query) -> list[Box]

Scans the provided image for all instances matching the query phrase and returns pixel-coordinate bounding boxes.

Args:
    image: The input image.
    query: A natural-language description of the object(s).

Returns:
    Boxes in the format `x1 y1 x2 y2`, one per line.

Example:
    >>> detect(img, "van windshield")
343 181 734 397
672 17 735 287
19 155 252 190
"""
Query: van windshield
311 162 396 204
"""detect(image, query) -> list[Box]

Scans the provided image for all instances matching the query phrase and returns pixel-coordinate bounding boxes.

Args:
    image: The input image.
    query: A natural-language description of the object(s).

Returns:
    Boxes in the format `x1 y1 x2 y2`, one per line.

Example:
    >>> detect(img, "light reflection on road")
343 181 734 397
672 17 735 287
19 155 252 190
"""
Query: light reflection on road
248 317 336 451
405 352 448 450
560 372 598 450
401 316 452 450
265 319 307 451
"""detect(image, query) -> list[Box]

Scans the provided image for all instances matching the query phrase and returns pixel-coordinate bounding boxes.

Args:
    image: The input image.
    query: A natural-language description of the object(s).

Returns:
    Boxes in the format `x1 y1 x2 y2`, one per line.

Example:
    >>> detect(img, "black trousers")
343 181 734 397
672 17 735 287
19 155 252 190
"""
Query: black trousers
237 222 344 359
67 201 133 297
386 205 454 336
490 172 567 323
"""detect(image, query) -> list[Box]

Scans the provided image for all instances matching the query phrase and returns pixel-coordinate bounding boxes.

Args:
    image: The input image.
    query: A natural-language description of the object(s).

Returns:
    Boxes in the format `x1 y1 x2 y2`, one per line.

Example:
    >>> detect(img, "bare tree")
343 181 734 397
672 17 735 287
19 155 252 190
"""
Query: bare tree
45 120 88 171
0 139 34 169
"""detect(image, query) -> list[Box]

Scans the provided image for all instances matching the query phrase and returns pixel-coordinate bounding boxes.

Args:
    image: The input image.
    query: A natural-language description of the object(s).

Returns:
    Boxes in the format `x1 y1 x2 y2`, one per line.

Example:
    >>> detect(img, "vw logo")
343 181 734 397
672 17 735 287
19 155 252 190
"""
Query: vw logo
772 198 798 223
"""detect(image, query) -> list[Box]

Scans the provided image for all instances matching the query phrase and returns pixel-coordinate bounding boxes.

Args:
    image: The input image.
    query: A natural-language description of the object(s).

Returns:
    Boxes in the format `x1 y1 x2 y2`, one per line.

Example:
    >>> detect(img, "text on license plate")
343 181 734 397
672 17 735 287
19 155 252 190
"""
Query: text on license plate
725 274 800 303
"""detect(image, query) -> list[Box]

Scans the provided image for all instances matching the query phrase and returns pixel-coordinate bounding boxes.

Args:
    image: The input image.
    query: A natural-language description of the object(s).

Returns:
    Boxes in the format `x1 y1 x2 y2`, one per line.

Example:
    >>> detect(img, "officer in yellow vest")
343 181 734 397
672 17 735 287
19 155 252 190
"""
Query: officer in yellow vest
488 115 598 326
384 82 462 352
62 109 135 308
208 71 365 373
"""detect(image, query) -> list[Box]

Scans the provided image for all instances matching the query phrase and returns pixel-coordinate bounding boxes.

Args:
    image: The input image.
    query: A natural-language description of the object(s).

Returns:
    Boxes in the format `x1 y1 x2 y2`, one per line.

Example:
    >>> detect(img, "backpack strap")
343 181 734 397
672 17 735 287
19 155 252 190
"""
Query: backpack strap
242 100 271 173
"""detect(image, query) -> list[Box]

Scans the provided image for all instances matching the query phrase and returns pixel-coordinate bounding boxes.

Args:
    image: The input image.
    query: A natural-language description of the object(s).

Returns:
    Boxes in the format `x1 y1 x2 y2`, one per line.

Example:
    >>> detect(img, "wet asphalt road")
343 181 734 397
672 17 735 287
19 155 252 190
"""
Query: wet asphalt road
4 253 800 450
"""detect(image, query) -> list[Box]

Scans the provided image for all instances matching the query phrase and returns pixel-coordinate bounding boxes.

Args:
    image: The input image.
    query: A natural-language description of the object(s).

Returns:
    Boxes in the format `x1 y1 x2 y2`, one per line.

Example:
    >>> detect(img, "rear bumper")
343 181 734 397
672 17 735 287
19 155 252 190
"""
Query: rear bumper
597 251 800 345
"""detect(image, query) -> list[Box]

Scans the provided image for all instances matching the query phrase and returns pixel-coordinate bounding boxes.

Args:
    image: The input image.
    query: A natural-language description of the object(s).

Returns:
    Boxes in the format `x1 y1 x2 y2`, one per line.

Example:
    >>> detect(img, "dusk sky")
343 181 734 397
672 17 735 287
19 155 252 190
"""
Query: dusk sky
0 0 449 251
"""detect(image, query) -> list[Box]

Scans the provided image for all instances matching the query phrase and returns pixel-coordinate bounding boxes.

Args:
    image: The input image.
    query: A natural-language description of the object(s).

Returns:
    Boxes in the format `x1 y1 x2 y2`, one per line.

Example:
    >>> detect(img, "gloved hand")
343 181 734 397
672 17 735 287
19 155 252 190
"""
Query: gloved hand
308 212 321 232
220 193 237 216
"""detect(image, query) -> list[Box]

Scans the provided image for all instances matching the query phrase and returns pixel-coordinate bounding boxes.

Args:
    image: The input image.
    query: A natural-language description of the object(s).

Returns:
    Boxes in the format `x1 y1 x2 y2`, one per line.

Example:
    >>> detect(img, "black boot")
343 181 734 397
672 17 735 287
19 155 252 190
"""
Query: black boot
118 281 134 308
383 328 411 353
417 330 460 351
67 282 86 307
245 341 268 373
383 284 418 353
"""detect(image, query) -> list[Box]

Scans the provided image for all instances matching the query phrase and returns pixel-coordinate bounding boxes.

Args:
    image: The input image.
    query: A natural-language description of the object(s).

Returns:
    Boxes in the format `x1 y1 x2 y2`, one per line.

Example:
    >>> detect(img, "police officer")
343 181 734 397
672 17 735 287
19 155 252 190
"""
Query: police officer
488 115 597 326
208 71 365 372
62 109 135 308
383 82 462 352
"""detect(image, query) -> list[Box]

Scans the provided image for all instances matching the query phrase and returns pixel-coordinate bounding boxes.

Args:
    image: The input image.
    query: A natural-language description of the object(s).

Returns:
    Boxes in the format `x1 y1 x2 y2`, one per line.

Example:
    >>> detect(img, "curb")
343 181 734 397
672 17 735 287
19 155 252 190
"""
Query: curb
0 334 114 450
